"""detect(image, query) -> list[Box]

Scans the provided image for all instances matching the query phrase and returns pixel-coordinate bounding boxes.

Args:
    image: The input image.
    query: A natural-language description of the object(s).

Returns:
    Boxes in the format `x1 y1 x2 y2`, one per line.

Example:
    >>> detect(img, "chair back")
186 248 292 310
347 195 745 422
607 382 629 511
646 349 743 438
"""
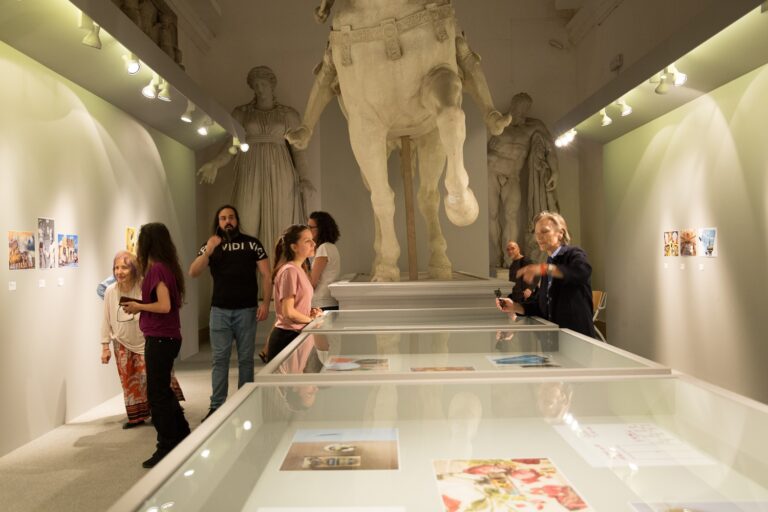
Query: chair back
592 290 607 322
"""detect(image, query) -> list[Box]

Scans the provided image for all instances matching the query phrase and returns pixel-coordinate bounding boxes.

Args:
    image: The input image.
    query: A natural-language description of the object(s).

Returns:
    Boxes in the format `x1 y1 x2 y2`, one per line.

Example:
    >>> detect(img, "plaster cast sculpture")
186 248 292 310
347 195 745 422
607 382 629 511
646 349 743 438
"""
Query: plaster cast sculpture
198 66 312 255
287 0 511 281
487 93 560 267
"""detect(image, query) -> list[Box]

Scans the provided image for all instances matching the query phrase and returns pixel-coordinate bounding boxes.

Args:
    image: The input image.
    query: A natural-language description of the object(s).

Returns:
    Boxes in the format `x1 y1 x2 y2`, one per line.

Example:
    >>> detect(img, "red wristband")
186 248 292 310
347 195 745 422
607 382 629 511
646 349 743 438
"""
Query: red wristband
540 263 547 276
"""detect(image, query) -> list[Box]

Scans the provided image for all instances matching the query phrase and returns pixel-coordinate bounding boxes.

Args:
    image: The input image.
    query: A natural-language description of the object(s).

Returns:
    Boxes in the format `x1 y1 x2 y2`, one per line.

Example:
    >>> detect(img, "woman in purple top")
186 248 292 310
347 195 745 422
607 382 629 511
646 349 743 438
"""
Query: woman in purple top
121 223 190 468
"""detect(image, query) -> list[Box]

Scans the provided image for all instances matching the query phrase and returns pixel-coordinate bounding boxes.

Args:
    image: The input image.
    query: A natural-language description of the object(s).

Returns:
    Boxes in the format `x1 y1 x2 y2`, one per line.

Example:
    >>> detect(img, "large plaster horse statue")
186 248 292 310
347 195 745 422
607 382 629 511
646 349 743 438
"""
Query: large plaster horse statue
288 0 509 281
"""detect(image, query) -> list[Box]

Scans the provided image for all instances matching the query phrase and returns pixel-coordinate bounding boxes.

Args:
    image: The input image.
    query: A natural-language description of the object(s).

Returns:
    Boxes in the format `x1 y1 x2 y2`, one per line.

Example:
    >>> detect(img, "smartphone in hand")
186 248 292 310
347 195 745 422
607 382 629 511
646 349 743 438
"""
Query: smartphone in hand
119 296 144 304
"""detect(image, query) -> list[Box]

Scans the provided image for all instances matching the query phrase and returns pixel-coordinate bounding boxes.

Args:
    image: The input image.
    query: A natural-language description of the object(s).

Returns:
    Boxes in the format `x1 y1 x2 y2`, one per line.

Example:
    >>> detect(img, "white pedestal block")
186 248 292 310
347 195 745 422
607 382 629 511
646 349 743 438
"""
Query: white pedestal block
329 271 513 310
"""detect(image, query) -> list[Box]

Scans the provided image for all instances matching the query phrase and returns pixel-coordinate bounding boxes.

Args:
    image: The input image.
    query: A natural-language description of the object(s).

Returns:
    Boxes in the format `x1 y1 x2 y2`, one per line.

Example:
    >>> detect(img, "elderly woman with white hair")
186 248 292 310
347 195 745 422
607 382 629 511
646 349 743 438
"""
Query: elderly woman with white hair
497 211 596 338
100 251 184 429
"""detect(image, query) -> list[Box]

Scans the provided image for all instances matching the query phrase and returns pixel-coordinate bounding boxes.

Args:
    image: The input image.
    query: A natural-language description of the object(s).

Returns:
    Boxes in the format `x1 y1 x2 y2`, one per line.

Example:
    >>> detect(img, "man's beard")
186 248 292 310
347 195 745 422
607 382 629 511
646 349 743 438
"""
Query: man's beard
222 224 239 241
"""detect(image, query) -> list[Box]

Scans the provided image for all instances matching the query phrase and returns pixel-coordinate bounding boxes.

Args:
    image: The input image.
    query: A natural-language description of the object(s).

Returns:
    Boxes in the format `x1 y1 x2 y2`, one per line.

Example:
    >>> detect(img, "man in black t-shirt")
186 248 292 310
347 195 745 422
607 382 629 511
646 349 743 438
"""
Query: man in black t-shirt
189 205 271 419
506 240 536 303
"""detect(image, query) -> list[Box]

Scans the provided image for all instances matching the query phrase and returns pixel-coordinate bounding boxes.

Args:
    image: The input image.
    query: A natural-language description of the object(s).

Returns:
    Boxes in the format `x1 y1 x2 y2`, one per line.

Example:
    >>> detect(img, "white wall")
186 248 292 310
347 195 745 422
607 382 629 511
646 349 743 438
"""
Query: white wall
0 41 199 456
603 63 768 404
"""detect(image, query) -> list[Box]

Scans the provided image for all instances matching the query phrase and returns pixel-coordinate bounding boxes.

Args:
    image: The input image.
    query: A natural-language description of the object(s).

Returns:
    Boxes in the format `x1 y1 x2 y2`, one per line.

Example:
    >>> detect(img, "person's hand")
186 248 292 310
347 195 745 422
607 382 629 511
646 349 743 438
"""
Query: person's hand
309 307 323 319
197 162 219 184
516 264 543 284
121 301 141 315
546 173 559 191
256 302 269 322
523 289 533 300
496 297 513 312
101 345 111 364
205 235 222 256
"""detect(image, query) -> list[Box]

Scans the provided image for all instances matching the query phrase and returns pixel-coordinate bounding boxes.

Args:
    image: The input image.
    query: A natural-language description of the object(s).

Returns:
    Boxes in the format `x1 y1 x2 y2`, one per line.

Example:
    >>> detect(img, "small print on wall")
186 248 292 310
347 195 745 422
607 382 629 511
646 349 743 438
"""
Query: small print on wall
663 230 679 256
57 234 79 267
8 231 36 270
680 229 697 256
125 226 137 255
38 218 56 269
699 227 717 257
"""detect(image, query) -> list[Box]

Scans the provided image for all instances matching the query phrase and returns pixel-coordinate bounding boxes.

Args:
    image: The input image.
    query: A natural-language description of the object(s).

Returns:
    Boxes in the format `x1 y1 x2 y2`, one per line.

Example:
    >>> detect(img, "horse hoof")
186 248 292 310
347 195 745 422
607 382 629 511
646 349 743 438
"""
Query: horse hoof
428 265 452 280
445 189 479 226
371 265 400 282
486 110 512 136
285 125 312 149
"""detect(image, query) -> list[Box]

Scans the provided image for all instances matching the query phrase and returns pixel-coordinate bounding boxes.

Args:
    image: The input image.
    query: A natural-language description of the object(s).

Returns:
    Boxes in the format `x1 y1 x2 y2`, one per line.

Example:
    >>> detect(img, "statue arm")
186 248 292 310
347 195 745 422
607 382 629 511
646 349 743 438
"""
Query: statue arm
285 108 316 201
197 108 244 184
286 46 338 150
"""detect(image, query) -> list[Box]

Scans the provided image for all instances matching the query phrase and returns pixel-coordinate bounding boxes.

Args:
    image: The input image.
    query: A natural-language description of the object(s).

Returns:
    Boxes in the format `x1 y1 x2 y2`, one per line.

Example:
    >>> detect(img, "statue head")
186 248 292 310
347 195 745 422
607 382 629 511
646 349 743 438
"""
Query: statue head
246 66 277 93
509 92 533 120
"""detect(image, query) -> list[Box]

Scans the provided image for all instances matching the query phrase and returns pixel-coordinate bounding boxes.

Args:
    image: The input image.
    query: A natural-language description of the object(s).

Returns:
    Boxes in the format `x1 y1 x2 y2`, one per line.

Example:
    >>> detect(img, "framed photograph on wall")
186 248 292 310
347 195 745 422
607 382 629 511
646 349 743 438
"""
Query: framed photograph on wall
699 227 718 257
663 230 679 256
125 226 137 255
680 229 697 256
57 234 79 268
8 231 36 270
38 218 56 269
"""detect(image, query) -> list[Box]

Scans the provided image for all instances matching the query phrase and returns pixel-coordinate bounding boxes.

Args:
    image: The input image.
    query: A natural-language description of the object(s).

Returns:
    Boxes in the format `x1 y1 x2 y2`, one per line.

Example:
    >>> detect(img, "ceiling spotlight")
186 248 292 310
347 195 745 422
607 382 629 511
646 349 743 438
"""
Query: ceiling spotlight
157 79 172 102
240 142 250 153
79 13 102 49
142 73 161 99
667 63 687 86
180 100 195 123
197 116 212 136
229 136 250 154
615 98 632 117
122 53 140 75
654 71 671 94
600 108 612 127
555 129 577 148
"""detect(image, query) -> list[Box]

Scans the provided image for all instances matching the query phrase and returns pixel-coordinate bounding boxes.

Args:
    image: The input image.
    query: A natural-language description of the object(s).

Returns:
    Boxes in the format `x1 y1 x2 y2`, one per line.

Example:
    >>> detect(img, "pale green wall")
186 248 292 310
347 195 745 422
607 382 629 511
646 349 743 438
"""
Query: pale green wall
604 63 768 404
0 42 199 456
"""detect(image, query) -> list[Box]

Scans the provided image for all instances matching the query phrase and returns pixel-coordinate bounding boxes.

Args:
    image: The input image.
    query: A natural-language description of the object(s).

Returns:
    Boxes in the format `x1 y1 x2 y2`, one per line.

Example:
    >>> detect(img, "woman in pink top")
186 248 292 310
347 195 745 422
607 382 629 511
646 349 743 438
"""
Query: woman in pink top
266 224 322 362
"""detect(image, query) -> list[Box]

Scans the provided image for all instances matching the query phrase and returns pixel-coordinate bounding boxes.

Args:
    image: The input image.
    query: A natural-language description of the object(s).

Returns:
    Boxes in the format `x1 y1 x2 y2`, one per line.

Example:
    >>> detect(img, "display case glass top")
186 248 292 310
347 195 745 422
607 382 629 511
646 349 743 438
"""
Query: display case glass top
304 307 555 333
258 329 668 382
112 376 768 512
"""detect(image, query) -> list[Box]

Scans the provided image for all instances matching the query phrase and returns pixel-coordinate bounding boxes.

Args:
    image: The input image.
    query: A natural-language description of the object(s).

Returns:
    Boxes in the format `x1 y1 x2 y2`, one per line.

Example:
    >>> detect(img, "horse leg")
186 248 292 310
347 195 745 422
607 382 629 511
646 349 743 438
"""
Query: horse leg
348 124 400 282
421 65 479 227
414 130 452 279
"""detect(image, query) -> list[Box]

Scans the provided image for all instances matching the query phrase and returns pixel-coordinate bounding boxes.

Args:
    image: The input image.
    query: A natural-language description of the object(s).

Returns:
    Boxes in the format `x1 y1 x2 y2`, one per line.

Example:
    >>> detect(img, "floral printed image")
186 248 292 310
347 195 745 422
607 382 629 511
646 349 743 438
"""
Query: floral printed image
434 458 591 511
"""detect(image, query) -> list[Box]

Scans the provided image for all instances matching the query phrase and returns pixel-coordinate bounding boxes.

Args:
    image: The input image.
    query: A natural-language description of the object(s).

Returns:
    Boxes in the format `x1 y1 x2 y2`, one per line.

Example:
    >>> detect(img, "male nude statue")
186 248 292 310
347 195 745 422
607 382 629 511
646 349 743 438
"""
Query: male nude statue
487 93 560 267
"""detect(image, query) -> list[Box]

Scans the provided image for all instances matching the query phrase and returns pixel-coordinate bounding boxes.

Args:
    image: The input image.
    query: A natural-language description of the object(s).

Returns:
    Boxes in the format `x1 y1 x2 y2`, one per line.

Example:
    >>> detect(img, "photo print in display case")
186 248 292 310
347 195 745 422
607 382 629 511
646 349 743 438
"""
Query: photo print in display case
434 458 592 511
125 226 137 255
280 428 399 471
698 227 718 257
679 229 698 256
37 218 56 269
57 234 79 267
8 231 35 270
663 230 679 257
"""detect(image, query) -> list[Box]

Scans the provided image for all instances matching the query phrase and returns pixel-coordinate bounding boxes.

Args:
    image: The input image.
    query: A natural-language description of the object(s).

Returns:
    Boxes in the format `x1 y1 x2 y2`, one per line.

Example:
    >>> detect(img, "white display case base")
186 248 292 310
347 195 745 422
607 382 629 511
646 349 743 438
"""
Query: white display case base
329 272 512 310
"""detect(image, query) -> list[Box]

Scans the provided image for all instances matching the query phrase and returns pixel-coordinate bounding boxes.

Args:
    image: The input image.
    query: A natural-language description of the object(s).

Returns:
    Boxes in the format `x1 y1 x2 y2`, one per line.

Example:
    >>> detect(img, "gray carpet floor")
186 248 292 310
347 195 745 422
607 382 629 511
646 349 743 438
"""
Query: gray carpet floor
0 340 264 512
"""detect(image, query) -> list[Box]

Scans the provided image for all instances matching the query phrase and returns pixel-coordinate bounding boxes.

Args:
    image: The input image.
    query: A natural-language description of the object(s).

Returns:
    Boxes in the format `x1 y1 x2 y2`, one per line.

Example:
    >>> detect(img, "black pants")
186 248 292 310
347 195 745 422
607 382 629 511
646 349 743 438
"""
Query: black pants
266 327 300 362
145 336 190 454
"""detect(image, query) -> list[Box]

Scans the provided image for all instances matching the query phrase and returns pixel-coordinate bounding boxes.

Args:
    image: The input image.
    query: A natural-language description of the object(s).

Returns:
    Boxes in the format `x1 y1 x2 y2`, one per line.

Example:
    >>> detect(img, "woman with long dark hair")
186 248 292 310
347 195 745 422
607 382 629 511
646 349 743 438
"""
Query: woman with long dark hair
121 222 190 468
265 224 322 362
307 211 341 311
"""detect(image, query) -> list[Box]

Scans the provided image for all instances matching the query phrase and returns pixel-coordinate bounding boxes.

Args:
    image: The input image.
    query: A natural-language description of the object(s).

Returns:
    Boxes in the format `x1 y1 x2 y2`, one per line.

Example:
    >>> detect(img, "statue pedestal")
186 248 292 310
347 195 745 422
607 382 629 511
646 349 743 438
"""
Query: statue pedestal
329 271 512 310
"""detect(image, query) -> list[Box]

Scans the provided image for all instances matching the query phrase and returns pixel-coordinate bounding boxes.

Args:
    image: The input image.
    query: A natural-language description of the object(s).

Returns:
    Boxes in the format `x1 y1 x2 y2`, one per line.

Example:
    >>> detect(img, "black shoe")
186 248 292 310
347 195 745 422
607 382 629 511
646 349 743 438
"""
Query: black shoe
142 450 168 469
122 420 145 430
201 408 217 422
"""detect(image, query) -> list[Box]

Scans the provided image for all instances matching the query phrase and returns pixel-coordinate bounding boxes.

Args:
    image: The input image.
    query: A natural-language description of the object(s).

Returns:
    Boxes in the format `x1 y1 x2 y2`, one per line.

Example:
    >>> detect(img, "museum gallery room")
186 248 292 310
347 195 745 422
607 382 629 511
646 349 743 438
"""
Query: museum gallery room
1 0 767 511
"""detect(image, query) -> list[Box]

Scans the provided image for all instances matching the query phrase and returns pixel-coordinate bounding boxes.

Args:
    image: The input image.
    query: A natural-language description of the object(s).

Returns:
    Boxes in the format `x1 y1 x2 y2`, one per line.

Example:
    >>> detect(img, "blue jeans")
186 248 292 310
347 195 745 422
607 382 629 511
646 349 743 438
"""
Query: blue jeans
209 306 257 409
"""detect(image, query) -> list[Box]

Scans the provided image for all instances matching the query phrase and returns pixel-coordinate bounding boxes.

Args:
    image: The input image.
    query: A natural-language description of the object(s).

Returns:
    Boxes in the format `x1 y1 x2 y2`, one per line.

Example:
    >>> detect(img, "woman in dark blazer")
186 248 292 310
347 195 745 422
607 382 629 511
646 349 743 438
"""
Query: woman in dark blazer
497 211 596 338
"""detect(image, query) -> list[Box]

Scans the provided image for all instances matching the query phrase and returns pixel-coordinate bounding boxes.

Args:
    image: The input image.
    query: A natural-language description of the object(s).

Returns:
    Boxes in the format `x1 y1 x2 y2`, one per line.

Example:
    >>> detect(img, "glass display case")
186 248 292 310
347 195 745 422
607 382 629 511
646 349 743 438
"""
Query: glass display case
110 376 768 512
256 328 669 382
303 307 556 333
